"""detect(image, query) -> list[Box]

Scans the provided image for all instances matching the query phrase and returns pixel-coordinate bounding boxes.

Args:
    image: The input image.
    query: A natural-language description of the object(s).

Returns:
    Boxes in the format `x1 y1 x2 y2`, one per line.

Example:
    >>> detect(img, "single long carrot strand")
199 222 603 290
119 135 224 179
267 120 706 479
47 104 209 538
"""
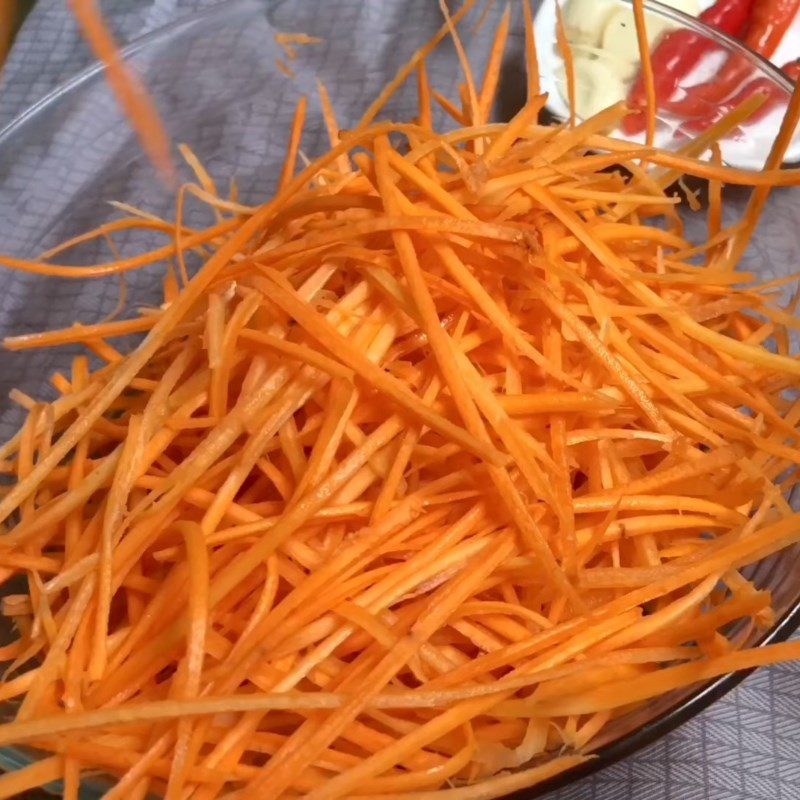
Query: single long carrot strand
4 315 159 351
523 0 540 100
631 0 656 147
477 4 510 123
165 522 209 798
174 184 191 287
0 221 238 278
438 0 480 130
318 80 351 174
279 96 308 190
0 756 64 800
67 0 174 180
350 756 588 800
417 63 433 130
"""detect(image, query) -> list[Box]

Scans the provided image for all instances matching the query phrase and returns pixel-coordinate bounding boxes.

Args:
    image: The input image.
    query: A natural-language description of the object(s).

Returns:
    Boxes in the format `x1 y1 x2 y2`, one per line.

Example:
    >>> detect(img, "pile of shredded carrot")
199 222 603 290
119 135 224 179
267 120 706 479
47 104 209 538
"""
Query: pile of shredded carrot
2 1 800 798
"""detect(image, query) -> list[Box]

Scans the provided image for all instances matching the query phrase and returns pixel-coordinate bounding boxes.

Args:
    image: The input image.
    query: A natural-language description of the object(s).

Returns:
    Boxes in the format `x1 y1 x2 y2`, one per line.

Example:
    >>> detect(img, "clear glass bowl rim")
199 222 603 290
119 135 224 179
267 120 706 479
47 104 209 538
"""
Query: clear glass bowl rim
0 0 257 145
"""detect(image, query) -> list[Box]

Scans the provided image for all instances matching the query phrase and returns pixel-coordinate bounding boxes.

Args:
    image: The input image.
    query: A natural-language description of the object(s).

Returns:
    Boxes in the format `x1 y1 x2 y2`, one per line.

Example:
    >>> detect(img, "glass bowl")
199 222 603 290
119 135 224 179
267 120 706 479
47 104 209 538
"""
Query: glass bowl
0 1 799 797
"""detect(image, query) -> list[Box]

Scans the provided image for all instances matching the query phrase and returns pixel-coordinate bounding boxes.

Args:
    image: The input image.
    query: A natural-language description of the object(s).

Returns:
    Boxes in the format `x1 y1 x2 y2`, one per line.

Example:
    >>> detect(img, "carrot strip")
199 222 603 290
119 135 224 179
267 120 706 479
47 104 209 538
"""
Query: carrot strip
631 0 656 147
0 756 64 800
477 4 510 124
437 0 480 130
279 96 308 191
352 755 589 800
523 0 540 100
527 640 800 717
164 522 208 798
67 0 174 179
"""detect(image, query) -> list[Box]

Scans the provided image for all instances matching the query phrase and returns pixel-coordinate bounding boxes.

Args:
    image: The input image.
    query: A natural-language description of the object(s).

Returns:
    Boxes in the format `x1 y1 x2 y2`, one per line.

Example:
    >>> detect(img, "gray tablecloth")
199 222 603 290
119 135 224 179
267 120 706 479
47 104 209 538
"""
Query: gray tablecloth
1 2 799 799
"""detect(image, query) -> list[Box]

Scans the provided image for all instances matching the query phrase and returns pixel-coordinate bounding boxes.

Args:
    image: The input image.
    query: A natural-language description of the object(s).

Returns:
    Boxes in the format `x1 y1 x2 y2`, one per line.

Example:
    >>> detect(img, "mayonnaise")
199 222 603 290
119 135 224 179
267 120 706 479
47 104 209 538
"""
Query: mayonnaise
601 0 700 59
562 0 618 47
570 56 628 118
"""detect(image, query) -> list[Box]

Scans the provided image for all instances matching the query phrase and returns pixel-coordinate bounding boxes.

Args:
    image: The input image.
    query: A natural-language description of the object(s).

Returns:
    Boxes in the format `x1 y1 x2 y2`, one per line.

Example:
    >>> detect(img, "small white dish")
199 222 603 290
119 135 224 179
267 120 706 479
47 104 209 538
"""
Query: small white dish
534 0 800 168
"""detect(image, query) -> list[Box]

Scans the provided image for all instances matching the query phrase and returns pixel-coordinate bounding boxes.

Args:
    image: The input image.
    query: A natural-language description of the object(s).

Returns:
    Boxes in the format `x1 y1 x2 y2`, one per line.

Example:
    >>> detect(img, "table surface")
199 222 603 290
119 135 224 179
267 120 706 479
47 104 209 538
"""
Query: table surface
0 2 799 799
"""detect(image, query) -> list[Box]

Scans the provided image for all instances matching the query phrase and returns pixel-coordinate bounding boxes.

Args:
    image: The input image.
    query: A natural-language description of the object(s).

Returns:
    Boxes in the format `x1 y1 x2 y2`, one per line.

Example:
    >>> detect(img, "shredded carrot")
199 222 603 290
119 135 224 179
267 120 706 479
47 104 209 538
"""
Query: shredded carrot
275 58 296 80
631 0 656 147
438 0 480 131
0 755 64 799
477 5 510 124
522 0 540 101
2 2 800 798
275 31 322 62
67 0 174 180
279 96 308 190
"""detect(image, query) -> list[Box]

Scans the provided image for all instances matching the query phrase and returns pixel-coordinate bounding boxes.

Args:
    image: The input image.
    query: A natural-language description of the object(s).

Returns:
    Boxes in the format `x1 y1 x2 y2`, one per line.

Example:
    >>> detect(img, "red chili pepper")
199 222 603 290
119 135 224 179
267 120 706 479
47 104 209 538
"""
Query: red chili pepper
782 57 800 82
745 0 800 55
665 0 800 119
679 77 778 132
679 59 799 134
665 59 752 118
622 0 755 135
709 0 760 30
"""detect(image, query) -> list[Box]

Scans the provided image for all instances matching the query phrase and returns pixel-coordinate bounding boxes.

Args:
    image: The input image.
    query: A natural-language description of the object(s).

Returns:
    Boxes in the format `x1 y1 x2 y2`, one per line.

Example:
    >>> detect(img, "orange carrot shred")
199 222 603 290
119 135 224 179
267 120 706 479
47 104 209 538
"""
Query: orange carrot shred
67 0 174 180
631 0 656 147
